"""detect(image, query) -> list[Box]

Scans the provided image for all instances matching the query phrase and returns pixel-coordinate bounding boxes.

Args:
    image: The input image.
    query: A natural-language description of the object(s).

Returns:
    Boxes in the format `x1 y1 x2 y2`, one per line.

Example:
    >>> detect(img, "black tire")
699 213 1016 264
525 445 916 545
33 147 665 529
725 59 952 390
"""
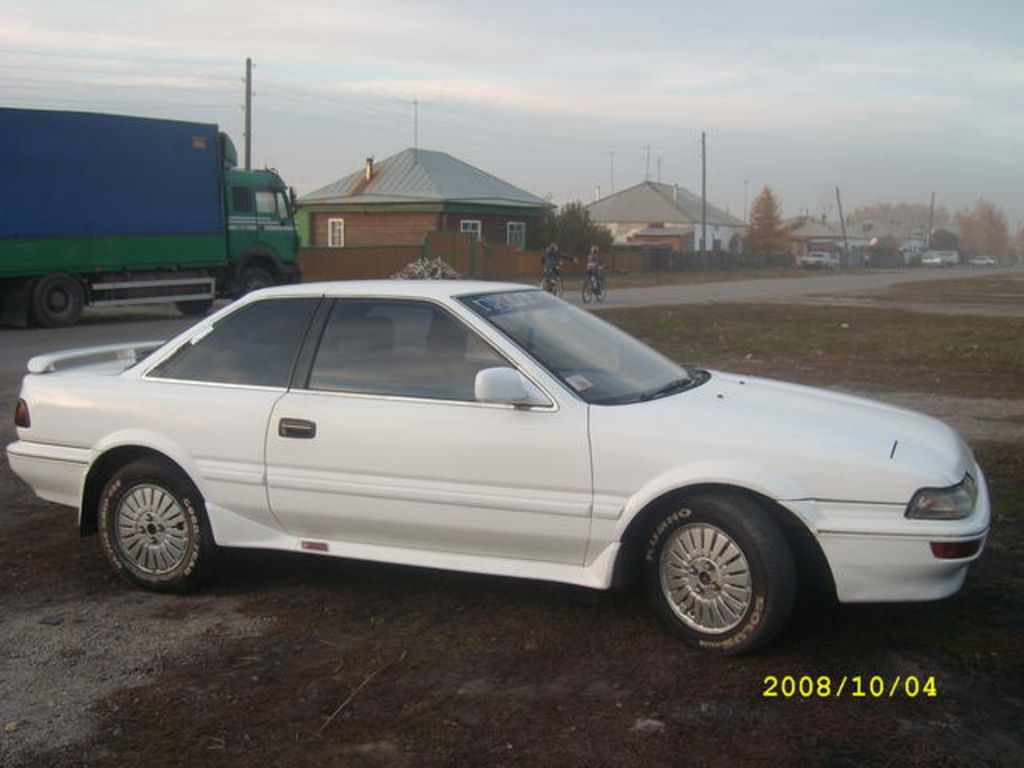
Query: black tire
30 273 84 328
175 299 214 317
643 493 795 654
595 275 608 303
237 265 275 297
98 457 219 593
581 280 594 304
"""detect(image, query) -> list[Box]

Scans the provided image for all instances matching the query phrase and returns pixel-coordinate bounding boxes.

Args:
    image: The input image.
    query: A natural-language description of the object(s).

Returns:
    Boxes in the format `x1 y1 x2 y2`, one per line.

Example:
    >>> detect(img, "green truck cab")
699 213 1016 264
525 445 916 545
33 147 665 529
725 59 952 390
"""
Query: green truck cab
0 109 300 328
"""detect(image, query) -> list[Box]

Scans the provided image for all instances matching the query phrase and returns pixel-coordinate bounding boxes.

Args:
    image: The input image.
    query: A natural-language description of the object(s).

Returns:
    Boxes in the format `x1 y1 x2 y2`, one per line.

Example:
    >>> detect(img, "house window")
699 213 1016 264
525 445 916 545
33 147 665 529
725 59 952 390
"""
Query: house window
506 221 526 250
460 219 482 241
327 218 345 248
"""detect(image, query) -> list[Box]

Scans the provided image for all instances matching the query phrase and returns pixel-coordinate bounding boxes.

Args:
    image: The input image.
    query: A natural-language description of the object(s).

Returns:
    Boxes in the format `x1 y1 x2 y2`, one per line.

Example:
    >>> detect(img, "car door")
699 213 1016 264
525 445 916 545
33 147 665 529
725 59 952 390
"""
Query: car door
265 298 593 565
140 296 321 539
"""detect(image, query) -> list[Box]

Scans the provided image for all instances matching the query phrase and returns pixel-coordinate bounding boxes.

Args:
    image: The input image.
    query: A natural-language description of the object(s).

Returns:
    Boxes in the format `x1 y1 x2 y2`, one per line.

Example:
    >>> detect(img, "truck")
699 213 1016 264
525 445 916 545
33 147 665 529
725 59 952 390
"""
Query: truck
0 108 300 327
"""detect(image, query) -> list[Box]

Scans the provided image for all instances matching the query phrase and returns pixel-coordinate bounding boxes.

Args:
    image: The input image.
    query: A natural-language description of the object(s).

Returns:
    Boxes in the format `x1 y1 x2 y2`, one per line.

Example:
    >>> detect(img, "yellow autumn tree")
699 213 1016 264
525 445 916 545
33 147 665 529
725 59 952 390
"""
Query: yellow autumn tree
744 186 790 257
955 199 1009 257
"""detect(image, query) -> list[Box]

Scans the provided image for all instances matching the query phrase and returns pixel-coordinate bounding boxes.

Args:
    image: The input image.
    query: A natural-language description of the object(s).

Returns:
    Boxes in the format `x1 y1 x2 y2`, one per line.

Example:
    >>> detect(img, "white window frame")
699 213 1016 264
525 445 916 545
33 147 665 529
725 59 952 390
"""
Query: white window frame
460 219 482 241
327 217 345 248
506 221 526 250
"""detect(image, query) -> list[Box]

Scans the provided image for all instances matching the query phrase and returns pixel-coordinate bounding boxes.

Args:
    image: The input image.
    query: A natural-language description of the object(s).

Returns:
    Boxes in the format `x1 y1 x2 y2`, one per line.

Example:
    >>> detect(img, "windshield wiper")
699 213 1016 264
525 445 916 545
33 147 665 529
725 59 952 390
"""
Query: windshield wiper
639 378 692 401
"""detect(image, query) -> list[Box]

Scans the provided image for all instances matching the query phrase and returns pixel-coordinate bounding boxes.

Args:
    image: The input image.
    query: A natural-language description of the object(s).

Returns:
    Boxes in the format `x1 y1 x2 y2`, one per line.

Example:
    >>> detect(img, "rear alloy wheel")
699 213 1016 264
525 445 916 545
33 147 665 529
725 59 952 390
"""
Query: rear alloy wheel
30 273 84 327
643 493 795 654
98 458 218 592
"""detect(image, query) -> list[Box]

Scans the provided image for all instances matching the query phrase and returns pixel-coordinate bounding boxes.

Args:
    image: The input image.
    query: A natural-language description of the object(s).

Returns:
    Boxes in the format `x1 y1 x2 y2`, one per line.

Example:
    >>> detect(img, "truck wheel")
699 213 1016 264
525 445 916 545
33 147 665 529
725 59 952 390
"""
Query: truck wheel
98 457 219 593
643 493 796 654
30 273 84 328
175 299 214 317
237 265 275 296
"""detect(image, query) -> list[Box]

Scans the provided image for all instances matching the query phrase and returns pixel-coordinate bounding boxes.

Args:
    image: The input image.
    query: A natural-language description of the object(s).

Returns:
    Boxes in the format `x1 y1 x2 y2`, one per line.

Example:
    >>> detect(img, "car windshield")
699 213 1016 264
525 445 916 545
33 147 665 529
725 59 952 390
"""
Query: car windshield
461 290 700 405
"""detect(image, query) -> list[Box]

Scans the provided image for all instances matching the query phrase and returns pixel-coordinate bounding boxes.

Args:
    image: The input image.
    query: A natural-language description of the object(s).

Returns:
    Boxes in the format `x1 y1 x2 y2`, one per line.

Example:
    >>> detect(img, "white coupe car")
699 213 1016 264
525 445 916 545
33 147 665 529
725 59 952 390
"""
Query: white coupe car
7 281 990 653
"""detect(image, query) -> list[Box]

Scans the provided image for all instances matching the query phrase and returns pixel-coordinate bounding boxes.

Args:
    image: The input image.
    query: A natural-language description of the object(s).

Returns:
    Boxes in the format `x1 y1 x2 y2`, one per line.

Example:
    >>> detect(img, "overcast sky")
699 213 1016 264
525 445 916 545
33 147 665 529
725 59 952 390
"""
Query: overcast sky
4 0 1022 227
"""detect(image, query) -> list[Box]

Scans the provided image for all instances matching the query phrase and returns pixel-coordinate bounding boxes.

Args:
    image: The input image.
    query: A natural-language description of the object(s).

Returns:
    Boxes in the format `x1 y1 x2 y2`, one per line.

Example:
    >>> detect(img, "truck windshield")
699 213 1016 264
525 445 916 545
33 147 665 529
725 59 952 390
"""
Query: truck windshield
461 290 698 405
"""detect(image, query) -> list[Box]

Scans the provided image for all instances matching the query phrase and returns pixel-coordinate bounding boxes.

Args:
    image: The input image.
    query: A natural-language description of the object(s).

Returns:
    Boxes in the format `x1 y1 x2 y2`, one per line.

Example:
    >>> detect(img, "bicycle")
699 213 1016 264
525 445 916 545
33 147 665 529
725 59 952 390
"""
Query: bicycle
581 267 608 304
540 271 564 297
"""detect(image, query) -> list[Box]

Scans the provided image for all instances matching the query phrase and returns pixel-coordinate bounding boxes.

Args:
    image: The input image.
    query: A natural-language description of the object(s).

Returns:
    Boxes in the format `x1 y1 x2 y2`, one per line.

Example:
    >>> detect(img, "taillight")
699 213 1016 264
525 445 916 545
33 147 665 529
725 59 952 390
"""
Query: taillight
14 399 30 428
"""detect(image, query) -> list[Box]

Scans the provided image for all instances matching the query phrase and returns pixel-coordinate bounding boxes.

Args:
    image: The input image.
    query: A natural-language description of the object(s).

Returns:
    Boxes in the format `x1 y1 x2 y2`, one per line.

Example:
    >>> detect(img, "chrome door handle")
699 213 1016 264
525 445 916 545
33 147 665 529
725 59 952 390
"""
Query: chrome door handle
279 418 316 439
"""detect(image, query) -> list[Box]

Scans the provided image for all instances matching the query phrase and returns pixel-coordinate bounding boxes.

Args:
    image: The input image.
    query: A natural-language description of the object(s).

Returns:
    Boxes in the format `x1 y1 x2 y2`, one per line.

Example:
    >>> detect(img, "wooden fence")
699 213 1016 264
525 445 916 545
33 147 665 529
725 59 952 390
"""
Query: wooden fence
299 233 798 283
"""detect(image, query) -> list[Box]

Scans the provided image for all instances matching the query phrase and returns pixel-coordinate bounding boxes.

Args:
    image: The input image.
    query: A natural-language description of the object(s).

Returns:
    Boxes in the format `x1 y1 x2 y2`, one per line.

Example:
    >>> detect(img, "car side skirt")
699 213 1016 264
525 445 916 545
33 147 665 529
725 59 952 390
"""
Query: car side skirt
206 500 621 589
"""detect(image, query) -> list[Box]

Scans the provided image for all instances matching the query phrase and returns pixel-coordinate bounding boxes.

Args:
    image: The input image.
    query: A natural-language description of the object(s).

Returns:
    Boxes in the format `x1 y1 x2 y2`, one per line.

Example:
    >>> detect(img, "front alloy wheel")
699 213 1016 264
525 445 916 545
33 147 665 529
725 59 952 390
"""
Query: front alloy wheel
659 522 753 634
644 493 795 654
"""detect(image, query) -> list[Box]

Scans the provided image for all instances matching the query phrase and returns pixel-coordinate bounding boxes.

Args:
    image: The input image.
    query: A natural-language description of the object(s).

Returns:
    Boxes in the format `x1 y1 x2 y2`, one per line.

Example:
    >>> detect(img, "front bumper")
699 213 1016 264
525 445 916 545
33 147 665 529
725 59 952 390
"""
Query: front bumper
788 467 991 603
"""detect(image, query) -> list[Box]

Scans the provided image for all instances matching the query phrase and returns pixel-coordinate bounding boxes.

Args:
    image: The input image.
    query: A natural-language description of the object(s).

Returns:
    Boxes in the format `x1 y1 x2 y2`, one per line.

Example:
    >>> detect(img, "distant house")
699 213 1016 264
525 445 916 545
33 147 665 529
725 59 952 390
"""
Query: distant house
586 181 746 253
785 216 848 262
300 149 551 250
845 218 927 262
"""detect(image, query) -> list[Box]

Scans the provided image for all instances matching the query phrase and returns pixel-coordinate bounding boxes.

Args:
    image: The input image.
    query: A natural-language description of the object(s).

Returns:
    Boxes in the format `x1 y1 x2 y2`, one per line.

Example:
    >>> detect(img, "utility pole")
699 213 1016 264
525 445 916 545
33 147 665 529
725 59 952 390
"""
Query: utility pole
657 156 662 183
244 57 252 171
927 191 935 250
835 186 850 264
644 143 651 181
743 179 750 224
607 151 615 194
413 98 419 156
701 132 707 256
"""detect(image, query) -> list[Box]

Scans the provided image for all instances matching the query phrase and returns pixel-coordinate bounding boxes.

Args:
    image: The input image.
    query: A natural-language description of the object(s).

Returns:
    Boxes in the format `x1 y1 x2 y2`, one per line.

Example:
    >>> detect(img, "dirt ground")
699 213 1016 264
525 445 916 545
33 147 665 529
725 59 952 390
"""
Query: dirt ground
1 274 1022 767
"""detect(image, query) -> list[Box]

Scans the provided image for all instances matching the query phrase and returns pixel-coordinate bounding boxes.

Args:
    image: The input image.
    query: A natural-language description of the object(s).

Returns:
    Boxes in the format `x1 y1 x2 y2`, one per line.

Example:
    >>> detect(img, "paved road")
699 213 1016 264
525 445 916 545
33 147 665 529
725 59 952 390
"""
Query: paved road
583 265 1022 308
1 267 1019 376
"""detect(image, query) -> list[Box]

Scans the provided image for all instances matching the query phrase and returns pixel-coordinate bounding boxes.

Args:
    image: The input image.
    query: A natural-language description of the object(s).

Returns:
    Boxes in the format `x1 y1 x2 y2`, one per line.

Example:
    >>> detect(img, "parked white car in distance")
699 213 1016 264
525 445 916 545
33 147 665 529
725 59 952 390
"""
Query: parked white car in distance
922 250 960 267
7 280 990 654
968 255 996 267
798 251 840 269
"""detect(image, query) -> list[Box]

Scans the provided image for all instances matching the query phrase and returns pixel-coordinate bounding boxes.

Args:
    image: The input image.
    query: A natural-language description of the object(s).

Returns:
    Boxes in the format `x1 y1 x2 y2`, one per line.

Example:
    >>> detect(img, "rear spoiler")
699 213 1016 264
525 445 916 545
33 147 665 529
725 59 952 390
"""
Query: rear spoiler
27 341 166 374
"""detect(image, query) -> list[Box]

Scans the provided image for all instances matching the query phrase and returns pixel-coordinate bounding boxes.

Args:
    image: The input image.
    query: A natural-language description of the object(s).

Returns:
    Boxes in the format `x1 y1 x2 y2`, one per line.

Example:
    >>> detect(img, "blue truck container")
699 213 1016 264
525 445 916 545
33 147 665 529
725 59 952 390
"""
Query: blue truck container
1 108 299 327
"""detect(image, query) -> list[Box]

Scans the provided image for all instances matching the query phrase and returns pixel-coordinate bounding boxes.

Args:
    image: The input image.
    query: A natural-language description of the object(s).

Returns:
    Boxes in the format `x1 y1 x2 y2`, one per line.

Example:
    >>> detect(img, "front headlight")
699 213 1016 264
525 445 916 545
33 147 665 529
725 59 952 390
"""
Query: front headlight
906 474 977 520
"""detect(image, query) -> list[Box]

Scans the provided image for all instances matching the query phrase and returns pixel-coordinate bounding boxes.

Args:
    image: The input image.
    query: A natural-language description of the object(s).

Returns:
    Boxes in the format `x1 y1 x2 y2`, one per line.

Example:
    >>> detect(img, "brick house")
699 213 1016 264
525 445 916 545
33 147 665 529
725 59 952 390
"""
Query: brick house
300 148 551 250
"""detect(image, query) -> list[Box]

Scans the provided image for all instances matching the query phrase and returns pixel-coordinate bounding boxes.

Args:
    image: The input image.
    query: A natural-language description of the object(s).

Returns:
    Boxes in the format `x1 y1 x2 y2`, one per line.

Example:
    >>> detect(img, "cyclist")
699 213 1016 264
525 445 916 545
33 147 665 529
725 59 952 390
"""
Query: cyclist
585 245 604 291
541 243 574 293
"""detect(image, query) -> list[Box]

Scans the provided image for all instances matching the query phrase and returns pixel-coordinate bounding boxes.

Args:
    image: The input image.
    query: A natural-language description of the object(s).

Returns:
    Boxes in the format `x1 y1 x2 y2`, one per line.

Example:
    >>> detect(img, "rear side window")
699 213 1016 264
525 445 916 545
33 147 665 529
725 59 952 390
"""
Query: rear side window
149 298 318 387
308 299 505 401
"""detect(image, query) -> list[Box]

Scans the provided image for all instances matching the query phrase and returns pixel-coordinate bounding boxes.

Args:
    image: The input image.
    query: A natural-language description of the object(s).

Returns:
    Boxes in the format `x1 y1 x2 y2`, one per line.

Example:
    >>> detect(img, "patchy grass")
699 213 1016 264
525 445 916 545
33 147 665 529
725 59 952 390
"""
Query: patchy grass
874 274 1024 306
598 303 1024 399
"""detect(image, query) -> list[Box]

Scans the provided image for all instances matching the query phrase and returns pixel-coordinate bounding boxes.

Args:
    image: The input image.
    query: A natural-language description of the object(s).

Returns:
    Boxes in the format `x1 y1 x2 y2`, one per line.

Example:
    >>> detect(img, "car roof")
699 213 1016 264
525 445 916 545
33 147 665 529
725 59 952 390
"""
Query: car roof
251 279 535 301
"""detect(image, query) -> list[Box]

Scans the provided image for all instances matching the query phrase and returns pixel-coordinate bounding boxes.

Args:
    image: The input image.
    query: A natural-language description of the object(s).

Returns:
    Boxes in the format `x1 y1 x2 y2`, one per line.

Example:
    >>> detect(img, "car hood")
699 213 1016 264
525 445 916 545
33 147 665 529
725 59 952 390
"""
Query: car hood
589 371 976 504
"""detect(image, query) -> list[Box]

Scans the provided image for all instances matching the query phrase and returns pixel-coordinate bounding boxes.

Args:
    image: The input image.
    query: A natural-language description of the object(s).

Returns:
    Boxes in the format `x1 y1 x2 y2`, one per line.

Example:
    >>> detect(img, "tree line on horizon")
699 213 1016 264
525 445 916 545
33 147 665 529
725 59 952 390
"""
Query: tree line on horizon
742 188 1020 259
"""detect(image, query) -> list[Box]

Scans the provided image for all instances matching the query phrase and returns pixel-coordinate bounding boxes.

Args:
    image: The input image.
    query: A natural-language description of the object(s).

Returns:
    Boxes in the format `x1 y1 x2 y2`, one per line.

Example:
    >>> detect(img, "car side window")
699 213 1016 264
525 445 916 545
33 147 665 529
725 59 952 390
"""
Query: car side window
308 299 506 401
149 298 318 387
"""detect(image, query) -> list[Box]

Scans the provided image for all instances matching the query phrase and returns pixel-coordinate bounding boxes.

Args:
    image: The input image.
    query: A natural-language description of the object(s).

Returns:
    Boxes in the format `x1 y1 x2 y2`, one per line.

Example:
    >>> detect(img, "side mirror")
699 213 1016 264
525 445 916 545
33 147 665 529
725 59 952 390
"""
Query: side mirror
475 367 548 407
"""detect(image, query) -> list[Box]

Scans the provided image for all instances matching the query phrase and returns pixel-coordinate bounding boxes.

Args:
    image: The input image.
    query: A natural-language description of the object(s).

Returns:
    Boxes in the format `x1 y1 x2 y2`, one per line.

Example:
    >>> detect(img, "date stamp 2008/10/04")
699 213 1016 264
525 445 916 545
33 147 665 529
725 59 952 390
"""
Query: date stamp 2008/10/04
762 675 938 699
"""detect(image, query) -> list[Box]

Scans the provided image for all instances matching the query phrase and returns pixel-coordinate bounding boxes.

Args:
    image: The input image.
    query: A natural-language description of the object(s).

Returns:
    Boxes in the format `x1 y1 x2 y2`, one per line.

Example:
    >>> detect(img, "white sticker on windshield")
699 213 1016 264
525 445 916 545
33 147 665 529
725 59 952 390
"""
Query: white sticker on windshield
566 374 593 391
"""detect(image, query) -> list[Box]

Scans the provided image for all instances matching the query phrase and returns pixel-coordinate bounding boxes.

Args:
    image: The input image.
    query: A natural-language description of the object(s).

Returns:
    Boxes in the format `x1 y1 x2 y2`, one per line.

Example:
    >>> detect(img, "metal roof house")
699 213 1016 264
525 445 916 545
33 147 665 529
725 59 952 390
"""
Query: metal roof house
300 149 552 250
586 181 746 253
